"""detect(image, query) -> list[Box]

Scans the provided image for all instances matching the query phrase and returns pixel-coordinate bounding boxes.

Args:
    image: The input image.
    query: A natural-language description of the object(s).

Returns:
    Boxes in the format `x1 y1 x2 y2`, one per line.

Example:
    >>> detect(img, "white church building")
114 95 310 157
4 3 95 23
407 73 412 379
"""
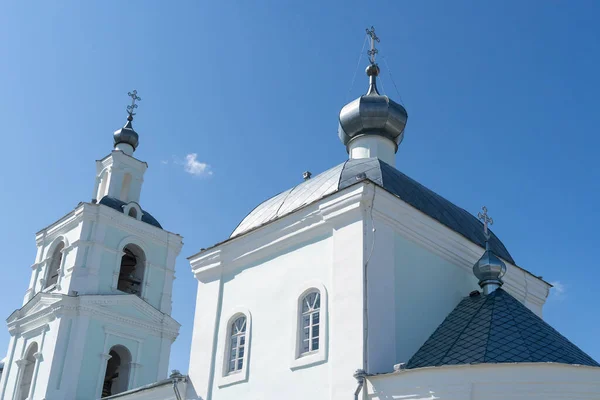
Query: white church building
1 29 599 400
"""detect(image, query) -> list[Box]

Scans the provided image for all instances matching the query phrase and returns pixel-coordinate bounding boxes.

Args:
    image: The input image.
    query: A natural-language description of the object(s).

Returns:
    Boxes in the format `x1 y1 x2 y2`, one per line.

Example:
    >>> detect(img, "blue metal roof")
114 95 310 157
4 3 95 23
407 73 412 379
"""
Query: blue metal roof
406 289 599 369
98 196 162 229
232 158 514 264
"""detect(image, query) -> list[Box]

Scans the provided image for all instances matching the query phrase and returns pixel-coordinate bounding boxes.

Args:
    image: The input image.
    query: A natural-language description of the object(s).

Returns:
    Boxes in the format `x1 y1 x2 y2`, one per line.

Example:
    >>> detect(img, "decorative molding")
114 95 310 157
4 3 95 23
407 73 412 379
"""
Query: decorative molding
7 294 180 340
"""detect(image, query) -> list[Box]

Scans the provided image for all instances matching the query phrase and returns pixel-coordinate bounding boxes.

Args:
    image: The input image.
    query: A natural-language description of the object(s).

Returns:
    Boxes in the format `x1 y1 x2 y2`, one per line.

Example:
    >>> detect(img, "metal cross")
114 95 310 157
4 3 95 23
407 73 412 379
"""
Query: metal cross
366 26 380 64
478 206 494 238
126 90 142 118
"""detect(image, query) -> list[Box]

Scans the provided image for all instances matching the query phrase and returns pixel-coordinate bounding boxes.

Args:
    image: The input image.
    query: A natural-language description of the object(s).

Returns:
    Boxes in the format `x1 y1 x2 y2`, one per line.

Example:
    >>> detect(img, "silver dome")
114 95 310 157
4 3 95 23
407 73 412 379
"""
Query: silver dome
473 247 507 293
113 118 139 150
338 64 408 150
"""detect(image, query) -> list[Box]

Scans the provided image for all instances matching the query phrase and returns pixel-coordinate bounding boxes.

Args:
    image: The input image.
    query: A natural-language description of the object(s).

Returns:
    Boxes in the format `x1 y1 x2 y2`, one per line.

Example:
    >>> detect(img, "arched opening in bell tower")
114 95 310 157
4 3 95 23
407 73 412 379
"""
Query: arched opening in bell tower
117 244 145 297
101 345 132 398
17 342 38 400
44 241 64 289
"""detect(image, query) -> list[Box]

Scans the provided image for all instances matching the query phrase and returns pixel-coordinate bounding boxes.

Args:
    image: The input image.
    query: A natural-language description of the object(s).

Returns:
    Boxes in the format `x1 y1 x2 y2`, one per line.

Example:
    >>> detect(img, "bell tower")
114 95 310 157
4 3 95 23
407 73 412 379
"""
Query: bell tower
0 91 183 400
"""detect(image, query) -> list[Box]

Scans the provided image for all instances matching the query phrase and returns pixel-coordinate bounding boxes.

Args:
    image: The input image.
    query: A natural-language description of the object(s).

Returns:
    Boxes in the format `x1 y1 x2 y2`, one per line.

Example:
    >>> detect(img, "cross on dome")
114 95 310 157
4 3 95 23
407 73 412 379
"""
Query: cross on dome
366 26 380 64
127 90 142 121
478 206 493 239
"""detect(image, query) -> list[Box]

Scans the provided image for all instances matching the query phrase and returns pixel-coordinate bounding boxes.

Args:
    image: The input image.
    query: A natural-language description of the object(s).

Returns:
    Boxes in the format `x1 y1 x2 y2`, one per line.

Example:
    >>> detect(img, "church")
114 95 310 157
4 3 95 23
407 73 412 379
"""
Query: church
0 28 598 400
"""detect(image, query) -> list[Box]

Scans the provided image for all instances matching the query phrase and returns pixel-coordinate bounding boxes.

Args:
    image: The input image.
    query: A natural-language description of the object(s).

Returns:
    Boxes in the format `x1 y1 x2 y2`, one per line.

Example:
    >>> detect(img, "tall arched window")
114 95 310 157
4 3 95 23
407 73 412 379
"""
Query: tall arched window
117 244 145 297
45 242 64 289
102 345 131 398
17 342 38 400
227 316 247 374
300 290 320 355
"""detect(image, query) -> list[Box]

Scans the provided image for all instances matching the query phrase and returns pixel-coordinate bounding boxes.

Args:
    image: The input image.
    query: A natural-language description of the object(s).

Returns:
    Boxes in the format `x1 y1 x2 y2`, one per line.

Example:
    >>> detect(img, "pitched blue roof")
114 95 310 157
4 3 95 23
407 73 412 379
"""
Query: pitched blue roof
98 196 162 229
406 289 599 369
232 158 514 264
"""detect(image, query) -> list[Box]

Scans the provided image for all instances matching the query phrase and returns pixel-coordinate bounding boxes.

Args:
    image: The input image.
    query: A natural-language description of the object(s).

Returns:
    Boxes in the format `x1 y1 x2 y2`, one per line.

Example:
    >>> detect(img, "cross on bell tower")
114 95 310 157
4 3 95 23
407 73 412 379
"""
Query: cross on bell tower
126 90 141 121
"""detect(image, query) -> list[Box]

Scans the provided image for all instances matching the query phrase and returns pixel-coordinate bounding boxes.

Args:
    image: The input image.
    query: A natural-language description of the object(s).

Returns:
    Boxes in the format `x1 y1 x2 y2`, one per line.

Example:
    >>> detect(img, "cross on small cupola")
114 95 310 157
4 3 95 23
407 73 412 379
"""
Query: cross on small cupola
365 26 380 65
478 206 493 239
113 90 142 155
127 90 142 121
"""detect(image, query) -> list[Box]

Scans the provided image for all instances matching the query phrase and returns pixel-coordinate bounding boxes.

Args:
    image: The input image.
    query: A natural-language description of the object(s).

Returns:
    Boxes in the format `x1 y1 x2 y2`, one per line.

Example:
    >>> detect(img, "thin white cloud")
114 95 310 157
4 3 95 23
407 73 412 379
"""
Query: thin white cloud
183 153 212 177
161 160 169 165
549 280 566 300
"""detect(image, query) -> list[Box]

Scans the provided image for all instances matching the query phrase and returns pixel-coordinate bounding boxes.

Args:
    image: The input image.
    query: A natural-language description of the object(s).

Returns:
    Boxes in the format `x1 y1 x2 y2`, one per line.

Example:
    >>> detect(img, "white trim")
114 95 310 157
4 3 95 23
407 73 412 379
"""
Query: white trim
123 202 143 222
217 308 252 387
290 281 328 370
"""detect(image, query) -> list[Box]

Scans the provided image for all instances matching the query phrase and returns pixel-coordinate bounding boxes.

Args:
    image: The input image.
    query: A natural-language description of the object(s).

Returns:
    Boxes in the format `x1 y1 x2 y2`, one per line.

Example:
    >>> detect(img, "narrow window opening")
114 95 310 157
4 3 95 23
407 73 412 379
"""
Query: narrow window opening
102 345 131 398
128 207 137 218
97 170 109 200
117 245 145 297
18 343 38 400
228 316 247 374
45 242 64 289
300 291 320 355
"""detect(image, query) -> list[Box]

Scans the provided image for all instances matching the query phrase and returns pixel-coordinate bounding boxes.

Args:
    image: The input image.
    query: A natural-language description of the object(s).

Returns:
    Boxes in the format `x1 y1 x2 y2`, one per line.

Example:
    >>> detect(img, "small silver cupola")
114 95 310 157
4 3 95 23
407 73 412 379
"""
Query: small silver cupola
113 90 141 155
338 27 408 165
473 207 507 295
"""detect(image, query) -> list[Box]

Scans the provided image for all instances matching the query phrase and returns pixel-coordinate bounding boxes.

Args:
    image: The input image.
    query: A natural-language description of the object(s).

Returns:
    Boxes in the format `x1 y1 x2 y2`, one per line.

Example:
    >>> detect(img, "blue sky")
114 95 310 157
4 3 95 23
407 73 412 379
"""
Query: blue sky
1 1 599 372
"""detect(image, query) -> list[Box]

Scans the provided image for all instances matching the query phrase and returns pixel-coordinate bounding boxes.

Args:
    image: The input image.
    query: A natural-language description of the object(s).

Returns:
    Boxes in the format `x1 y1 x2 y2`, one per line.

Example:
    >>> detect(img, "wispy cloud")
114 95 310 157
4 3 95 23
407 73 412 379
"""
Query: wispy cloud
549 280 566 300
183 153 212 177
160 160 169 165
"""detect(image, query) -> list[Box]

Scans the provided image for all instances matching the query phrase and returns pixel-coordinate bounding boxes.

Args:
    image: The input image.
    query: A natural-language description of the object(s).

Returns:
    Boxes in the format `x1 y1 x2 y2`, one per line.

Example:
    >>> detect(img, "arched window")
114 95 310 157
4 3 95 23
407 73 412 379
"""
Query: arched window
300 290 320 355
102 345 131 398
227 316 247 374
117 244 145 297
17 342 38 400
45 242 64 289
128 207 137 218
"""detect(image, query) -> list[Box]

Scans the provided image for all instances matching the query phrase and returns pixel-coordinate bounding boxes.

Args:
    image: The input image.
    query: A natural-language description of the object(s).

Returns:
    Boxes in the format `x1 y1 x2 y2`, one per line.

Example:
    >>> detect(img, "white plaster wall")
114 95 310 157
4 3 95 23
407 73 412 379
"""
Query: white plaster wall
212 235 334 400
188 181 554 400
367 363 600 400
189 209 368 400
29 202 181 313
392 232 478 364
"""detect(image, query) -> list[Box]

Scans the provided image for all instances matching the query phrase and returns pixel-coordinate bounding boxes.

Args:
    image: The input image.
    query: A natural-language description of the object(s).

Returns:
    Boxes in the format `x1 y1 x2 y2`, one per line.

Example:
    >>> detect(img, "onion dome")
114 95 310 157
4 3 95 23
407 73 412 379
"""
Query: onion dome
472 207 506 294
338 63 408 152
473 243 507 294
113 116 139 151
114 90 142 153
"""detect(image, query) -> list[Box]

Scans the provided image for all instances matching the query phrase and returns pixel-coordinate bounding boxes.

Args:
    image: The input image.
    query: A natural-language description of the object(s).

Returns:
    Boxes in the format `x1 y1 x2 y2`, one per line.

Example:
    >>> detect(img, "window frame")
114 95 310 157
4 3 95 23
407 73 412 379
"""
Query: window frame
218 308 252 387
290 282 328 370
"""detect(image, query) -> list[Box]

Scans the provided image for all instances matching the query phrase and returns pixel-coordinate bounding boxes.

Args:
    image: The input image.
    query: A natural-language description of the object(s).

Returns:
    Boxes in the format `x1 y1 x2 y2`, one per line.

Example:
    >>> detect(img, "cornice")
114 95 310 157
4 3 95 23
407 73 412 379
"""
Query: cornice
190 185 367 279
35 206 84 243
7 294 180 340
